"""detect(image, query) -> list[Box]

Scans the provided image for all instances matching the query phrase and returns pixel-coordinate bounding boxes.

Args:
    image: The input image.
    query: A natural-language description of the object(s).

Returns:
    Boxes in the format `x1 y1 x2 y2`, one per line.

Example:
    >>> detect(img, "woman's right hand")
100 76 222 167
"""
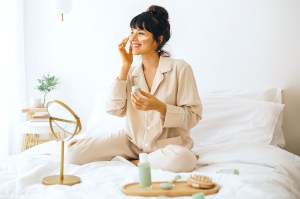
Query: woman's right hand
118 36 133 69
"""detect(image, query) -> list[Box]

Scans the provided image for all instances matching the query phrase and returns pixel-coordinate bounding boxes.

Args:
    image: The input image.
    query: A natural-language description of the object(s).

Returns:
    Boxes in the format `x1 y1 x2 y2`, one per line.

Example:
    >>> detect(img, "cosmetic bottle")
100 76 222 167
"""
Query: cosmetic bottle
132 85 141 94
138 153 152 190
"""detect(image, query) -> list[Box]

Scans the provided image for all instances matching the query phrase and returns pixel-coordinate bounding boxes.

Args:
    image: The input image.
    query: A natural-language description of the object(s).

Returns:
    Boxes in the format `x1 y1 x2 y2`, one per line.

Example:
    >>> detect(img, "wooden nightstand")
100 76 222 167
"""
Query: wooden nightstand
21 108 61 151
21 108 47 120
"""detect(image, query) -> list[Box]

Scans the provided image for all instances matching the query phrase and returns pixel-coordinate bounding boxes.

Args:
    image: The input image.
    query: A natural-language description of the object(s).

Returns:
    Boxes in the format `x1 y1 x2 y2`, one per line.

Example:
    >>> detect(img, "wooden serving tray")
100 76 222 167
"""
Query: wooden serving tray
121 181 220 197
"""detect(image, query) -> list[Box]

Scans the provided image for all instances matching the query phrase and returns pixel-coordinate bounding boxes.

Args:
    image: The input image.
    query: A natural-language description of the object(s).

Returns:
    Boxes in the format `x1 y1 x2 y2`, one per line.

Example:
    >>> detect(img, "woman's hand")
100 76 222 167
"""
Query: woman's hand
118 37 133 77
131 90 167 119
117 37 132 80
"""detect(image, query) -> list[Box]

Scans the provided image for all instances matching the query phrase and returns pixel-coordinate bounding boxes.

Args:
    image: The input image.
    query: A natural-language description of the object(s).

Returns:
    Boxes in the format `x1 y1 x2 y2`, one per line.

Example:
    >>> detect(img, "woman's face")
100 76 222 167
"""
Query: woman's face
129 28 158 55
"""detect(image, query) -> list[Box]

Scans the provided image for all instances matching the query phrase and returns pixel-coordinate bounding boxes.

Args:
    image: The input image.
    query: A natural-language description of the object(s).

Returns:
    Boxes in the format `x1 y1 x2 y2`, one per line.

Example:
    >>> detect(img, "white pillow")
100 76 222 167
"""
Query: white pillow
204 88 282 103
201 88 285 147
86 88 285 148
190 94 284 147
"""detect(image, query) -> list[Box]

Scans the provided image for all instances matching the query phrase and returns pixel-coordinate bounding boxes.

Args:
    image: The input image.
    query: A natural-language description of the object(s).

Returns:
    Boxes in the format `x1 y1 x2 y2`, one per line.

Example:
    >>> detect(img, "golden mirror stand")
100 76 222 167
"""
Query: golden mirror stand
42 100 81 186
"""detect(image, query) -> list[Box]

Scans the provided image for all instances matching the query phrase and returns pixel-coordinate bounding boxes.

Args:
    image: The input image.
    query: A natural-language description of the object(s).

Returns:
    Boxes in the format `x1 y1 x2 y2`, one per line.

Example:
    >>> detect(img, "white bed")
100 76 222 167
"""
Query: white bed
1 88 300 199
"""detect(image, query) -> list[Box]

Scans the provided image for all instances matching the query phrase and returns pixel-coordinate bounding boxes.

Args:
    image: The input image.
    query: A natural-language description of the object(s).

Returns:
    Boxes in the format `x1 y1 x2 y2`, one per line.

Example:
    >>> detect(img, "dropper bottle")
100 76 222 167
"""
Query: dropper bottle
138 153 152 190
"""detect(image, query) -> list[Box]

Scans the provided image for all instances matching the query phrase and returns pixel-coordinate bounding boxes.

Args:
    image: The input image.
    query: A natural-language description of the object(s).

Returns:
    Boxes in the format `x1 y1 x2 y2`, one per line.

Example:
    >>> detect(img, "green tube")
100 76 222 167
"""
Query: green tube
138 153 152 190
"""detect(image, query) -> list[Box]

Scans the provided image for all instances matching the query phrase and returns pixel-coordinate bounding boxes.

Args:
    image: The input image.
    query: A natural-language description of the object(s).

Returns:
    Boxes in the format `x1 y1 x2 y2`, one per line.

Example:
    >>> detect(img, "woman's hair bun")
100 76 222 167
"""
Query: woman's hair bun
147 5 169 21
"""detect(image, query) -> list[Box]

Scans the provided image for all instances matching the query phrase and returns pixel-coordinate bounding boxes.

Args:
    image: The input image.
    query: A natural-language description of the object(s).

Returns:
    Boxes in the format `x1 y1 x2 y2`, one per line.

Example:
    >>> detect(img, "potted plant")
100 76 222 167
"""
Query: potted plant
36 73 59 107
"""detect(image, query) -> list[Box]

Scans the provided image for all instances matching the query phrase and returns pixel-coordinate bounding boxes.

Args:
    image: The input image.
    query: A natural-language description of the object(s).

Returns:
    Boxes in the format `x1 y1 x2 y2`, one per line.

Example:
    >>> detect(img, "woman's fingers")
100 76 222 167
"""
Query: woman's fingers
131 90 164 113
128 44 132 55
131 93 144 106
131 92 154 111
118 37 128 46
118 36 129 49
118 36 133 67
140 90 151 98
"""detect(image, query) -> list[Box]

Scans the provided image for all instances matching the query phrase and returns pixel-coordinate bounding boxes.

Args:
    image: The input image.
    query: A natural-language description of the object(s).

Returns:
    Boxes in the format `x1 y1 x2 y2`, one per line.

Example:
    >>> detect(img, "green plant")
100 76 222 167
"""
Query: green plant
36 73 59 106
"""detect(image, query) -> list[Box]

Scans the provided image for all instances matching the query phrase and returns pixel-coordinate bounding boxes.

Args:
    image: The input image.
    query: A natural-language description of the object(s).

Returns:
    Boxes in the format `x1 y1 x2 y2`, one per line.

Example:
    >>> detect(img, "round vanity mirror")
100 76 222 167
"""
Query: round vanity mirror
47 100 81 140
42 100 81 186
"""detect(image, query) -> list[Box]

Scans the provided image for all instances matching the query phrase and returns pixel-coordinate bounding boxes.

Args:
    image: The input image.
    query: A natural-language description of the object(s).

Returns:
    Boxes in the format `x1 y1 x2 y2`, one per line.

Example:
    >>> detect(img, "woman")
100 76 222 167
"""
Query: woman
67 5 202 172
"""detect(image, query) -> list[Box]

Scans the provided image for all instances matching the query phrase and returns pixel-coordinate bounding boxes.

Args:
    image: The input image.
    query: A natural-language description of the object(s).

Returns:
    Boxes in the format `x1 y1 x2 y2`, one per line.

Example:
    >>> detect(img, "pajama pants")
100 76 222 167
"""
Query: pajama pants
66 131 197 173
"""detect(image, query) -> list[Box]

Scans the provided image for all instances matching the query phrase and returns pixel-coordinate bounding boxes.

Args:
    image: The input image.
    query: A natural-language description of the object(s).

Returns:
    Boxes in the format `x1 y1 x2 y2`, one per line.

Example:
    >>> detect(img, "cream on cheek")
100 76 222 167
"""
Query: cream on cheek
138 34 149 41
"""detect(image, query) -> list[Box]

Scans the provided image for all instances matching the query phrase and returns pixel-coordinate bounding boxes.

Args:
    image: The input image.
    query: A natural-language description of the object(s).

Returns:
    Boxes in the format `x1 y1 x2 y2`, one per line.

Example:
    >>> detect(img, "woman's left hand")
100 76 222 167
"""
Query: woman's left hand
131 90 166 116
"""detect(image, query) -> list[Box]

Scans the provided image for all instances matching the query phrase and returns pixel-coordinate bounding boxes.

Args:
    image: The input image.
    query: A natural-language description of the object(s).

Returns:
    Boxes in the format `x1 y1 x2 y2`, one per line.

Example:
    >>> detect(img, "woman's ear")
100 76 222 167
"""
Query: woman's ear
159 35 163 44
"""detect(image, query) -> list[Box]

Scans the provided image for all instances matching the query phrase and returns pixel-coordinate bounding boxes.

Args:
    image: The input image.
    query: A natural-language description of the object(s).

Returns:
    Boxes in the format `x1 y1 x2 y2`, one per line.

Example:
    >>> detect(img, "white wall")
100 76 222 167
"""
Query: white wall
24 0 300 155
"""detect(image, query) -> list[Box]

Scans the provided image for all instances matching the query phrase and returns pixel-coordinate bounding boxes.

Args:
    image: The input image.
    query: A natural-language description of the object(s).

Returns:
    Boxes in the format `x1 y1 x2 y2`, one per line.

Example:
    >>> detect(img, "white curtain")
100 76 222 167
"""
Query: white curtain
0 0 26 156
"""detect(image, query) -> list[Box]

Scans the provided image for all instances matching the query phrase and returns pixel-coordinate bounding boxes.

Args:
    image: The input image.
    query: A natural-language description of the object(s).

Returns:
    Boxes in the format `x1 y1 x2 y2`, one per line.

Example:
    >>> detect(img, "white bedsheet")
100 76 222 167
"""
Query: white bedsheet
0 141 299 199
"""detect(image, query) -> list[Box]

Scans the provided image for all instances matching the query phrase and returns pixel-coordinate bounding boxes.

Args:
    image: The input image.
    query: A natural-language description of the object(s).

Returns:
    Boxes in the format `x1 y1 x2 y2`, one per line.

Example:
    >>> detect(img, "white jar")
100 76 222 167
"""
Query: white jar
29 97 41 108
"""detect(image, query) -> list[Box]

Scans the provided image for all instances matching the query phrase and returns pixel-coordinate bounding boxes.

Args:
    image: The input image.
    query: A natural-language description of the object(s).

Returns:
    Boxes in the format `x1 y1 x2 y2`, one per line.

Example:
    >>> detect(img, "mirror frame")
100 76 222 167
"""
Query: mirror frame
42 100 82 186
47 100 82 141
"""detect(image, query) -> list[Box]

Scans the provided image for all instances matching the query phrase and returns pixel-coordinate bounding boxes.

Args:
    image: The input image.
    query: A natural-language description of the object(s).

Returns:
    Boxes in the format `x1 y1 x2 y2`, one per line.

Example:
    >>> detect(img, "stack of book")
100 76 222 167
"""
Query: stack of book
30 112 49 122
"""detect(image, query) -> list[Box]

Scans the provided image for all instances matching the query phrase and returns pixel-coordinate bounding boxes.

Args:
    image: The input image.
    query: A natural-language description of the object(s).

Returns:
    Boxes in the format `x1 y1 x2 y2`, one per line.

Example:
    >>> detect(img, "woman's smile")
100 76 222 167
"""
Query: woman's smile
131 42 141 48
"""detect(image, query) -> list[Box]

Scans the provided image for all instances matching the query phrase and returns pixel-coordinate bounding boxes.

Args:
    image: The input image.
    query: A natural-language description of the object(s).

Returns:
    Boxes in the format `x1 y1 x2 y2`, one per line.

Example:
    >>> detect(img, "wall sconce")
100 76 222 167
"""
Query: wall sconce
55 0 72 22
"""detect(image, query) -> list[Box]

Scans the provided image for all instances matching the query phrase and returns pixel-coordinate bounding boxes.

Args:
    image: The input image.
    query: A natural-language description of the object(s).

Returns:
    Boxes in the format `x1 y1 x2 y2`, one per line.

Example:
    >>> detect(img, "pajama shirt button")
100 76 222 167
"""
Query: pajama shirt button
144 143 149 147
146 126 150 130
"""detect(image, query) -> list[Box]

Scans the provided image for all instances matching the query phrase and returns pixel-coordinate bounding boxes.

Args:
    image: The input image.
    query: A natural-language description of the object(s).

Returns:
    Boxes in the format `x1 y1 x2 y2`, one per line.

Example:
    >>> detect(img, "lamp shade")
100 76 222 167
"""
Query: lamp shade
55 0 72 14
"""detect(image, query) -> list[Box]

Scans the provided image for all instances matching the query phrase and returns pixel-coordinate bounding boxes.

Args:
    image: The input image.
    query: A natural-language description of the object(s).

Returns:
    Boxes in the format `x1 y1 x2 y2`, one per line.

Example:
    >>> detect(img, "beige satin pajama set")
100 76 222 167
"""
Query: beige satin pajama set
67 56 202 172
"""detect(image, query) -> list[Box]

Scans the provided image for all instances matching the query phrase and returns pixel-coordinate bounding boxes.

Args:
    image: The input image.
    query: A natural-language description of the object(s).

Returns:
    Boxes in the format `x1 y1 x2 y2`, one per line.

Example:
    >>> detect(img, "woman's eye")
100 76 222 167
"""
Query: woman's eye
138 32 145 35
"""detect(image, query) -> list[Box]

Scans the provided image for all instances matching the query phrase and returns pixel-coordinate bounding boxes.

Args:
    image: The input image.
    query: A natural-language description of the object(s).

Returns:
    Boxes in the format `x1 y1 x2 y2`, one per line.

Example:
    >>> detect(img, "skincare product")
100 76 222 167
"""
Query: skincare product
138 153 152 190
217 169 239 175
192 192 205 199
159 175 181 190
132 85 140 93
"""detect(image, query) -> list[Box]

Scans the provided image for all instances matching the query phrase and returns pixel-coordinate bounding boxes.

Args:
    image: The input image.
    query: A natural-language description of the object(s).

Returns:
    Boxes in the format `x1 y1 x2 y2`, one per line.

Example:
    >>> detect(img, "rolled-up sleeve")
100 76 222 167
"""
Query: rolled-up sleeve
105 79 128 117
163 64 202 130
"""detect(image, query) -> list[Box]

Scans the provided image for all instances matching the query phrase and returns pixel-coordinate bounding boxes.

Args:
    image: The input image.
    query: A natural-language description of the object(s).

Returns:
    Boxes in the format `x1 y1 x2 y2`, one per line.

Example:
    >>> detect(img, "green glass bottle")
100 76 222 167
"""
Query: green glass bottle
138 153 152 190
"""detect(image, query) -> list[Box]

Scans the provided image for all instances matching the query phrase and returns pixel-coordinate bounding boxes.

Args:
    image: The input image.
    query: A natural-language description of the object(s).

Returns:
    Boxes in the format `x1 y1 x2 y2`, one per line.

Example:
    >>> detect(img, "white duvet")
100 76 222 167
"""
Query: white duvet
0 141 299 199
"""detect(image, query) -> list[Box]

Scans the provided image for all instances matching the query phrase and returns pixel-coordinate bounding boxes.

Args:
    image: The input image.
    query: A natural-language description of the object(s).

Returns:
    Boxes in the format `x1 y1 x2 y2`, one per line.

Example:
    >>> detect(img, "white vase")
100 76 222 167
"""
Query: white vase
29 97 41 108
